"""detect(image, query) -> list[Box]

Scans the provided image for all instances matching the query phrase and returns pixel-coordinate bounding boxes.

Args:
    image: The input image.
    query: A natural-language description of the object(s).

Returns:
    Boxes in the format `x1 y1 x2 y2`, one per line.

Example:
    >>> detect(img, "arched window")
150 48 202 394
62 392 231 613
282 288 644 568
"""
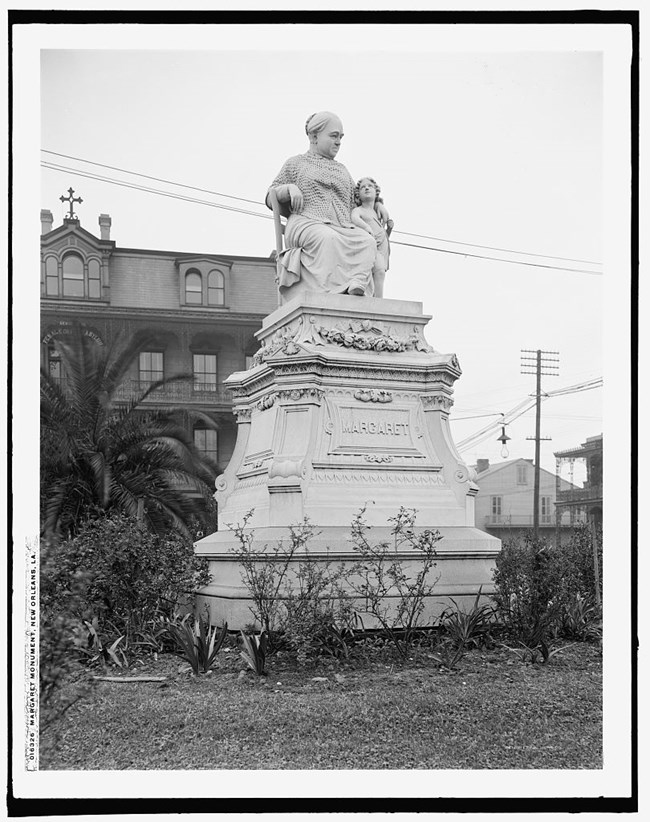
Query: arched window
62 253 84 297
208 270 225 306
88 259 102 299
185 270 203 304
45 256 59 296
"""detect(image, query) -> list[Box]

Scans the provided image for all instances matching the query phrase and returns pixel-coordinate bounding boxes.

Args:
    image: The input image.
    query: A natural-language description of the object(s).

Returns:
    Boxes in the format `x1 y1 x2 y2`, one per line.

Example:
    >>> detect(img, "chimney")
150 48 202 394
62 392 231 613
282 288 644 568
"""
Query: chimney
40 209 53 235
98 213 112 240
476 458 490 474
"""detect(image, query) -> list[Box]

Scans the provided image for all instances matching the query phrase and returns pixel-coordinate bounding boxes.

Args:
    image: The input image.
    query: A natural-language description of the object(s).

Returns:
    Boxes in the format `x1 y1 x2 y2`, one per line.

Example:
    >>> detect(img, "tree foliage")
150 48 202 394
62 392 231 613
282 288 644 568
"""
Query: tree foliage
40 323 217 542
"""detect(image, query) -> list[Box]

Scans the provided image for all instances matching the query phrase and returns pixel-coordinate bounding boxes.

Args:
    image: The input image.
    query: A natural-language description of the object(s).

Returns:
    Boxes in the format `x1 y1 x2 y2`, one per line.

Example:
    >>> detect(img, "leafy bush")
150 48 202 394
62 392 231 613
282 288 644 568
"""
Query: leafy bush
491 527 603 657
41 512 211 665
281 554 355 665
228 511 301 640
166 614 228 675
491 534 563 649
346 507 442 658
39 540 95 735
558 524 602 608
231 507 442 662
229 514 353 660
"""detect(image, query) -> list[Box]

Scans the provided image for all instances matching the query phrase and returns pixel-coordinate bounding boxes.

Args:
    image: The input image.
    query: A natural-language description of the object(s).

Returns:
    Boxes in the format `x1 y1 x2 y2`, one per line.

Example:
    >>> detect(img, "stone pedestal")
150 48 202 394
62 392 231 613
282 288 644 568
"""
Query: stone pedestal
195 293 501 627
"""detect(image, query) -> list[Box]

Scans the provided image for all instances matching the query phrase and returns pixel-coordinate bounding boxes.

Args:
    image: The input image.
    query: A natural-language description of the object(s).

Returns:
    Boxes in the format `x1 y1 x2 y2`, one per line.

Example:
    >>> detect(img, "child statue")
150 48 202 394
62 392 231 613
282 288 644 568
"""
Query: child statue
351 177 394 298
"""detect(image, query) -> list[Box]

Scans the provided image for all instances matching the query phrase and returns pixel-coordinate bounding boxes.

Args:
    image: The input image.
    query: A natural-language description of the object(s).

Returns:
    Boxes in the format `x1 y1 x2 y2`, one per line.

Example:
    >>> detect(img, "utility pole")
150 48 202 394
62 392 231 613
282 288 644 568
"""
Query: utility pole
521 349 559 538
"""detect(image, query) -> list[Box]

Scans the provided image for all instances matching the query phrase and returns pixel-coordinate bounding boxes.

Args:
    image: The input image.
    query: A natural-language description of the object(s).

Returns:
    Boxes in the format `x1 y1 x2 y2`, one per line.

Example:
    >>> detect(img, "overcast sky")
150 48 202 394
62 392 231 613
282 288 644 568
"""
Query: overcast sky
35 27 617 479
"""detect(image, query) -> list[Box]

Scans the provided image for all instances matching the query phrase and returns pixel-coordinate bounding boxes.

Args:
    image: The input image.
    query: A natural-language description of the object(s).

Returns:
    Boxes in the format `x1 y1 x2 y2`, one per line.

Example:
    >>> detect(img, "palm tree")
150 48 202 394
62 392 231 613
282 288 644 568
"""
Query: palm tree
40 323 218 544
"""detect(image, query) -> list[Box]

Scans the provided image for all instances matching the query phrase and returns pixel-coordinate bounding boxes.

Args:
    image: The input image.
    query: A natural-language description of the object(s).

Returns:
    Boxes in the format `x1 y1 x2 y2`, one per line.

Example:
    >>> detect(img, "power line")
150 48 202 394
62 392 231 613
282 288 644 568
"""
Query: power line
454 377 603 453
451 412 505 421
41 149 602 274
41 149 263 207
390 239 602 275
393 229 601 266
41 162 273 221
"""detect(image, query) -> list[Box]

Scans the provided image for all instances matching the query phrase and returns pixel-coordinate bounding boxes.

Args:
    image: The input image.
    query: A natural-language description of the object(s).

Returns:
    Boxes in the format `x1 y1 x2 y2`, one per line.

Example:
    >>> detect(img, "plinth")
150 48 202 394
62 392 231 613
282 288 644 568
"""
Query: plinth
195 293 501 627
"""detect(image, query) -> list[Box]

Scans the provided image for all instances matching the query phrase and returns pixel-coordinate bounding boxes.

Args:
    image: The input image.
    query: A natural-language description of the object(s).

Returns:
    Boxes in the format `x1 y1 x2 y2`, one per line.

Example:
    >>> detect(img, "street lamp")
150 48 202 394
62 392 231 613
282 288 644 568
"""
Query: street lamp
497 423 511 459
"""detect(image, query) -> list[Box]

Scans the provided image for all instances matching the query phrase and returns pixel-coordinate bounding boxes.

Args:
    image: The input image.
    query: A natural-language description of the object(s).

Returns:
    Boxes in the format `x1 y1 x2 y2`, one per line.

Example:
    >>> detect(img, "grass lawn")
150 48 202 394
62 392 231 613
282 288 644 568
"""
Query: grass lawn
40 641 601 770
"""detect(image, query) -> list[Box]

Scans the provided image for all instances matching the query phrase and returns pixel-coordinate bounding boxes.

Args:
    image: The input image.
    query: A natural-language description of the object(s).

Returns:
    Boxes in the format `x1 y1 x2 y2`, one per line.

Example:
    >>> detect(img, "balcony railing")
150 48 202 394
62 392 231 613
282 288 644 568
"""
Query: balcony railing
50 378 234 406
114 380 234 405
557 485 603 505
485 513 587 527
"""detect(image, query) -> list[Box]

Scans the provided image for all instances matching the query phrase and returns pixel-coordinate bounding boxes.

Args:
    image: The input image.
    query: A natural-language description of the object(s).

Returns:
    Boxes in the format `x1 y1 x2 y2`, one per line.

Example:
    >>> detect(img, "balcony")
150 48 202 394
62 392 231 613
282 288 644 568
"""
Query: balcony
485 513 587 528
113 380 234 406
557 485 603 506
49 377 234 407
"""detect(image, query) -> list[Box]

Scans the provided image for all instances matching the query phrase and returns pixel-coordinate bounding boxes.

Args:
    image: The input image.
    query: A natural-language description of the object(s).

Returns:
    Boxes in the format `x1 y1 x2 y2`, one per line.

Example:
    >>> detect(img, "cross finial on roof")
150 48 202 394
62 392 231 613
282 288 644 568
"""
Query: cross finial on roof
60 187 83 219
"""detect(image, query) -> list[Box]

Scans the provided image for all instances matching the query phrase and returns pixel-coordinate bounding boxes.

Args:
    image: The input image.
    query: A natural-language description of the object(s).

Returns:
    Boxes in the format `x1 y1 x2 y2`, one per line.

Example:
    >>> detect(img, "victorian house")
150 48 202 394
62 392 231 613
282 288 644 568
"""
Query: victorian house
40 198 278 476
472 457 580 542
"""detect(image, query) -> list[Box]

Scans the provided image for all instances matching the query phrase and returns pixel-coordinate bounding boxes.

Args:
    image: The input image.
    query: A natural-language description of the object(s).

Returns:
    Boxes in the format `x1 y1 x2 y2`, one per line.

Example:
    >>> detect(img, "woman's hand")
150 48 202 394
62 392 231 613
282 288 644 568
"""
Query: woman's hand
285 184 304 212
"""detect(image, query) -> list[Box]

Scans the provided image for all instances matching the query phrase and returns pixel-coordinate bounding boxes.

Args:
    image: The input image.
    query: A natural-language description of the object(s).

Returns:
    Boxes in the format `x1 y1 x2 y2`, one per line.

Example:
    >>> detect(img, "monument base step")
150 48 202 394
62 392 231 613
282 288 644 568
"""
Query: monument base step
195 525 500 630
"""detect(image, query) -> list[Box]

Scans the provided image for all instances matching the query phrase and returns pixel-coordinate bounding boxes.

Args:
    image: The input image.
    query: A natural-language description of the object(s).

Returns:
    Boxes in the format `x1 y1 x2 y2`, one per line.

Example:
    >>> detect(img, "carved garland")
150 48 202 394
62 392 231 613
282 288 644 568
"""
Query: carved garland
354 389 393 403
253 316 434 364
276 387 325 402
310 319 431 354
256 393 276 411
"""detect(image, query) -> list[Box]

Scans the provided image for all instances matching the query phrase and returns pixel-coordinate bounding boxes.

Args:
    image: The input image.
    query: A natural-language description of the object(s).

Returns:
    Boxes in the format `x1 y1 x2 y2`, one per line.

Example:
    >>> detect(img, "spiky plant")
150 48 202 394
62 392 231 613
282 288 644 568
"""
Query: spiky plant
40 323 218 543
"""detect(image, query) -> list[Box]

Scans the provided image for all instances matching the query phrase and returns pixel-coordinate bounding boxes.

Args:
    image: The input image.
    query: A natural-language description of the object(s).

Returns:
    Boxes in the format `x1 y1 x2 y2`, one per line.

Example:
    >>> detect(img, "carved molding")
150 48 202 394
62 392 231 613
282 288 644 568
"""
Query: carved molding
421 394 454 412
230 473 270 491
354 389 393 403
275 362 457 386
234 407 252 422
311 470 446 486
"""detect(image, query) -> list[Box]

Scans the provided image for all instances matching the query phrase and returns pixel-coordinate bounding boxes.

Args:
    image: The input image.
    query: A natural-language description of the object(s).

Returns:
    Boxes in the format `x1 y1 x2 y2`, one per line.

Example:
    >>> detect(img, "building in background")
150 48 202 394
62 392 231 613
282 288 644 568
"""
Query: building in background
40 202 278 476
554 434 603 531
473 457 581 542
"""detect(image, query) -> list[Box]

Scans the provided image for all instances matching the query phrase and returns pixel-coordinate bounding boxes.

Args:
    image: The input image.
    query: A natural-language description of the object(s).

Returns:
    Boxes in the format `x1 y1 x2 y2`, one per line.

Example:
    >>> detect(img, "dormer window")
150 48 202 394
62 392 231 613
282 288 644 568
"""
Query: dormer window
208 270 225 306
177 259 231 308
185 270 203 304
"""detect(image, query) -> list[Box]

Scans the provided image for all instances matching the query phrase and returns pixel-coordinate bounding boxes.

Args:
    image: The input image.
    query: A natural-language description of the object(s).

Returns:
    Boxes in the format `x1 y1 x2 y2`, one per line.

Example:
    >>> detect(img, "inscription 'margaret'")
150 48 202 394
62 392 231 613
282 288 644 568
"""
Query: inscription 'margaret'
341 418 409 436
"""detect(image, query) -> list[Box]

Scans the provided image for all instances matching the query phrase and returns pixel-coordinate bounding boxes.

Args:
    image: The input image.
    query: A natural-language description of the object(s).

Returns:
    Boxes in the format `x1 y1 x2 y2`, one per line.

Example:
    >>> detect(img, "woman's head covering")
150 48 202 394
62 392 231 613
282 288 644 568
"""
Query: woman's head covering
305 111 341 136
